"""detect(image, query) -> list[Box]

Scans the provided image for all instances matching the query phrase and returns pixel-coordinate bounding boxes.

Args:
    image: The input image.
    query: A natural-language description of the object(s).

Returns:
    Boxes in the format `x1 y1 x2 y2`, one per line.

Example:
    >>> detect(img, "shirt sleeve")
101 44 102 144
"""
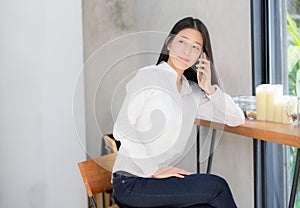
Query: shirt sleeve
192 83 245 126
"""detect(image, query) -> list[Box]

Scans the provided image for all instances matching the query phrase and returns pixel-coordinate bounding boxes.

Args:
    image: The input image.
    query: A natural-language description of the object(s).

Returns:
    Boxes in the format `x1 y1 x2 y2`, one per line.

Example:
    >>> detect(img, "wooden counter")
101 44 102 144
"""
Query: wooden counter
195 119 300 148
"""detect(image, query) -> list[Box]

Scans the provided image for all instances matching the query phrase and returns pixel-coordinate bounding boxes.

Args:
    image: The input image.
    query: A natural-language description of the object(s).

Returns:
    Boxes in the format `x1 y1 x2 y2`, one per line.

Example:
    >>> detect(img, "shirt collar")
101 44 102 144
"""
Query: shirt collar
158 61 192 95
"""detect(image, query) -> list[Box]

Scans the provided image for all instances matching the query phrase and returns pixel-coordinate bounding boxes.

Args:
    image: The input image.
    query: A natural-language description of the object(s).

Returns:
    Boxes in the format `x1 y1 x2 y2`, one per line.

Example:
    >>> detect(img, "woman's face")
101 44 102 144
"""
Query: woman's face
167 28 203 71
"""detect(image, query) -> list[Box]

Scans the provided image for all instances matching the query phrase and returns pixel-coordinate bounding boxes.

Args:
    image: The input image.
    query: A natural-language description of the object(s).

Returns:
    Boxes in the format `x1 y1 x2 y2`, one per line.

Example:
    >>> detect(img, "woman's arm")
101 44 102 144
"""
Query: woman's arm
190 82 245 126
195 54 245 126
204 85 245 126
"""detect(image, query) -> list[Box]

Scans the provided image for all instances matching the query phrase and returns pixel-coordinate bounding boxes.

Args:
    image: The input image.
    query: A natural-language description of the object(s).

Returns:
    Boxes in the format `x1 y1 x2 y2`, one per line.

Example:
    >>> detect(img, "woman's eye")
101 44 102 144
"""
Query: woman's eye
179 40 186 44
192 45 200 51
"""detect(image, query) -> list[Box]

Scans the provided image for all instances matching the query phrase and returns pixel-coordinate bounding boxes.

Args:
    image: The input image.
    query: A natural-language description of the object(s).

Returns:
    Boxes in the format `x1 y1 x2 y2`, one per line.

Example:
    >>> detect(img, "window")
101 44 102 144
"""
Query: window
287 1 300 96
252 0 300 207
263 0 300 207
286 0 300 206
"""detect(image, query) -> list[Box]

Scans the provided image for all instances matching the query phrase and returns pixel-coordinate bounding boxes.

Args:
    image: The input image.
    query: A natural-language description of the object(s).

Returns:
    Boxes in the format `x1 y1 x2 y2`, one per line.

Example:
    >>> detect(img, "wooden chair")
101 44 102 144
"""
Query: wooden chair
78 153 119 208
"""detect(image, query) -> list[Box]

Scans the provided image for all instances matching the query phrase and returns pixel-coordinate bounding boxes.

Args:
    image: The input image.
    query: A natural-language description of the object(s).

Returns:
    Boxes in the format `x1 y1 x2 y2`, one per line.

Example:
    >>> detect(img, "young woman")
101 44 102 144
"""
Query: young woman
112 17 245 208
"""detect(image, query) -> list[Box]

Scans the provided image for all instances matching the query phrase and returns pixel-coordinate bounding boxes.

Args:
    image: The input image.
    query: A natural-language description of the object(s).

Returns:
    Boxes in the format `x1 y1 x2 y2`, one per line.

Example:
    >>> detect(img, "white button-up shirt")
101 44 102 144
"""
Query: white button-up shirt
112 61 245 177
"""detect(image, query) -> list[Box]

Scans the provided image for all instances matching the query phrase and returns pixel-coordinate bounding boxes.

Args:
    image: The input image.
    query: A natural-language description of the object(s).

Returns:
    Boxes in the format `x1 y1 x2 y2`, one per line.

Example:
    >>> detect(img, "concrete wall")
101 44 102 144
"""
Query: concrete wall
83 0 253 207
0 0 87 207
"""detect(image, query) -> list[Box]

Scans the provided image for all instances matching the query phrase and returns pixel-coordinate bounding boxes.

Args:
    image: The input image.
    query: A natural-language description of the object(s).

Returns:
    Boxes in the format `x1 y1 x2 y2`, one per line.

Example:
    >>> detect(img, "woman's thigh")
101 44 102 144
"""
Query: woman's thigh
113 173 236 208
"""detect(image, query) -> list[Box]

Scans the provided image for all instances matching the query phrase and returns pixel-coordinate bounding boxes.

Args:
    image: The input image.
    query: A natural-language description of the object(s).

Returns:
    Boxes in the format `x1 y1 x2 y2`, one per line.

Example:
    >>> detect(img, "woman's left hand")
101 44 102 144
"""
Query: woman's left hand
152 166 191 179
196 53 216 95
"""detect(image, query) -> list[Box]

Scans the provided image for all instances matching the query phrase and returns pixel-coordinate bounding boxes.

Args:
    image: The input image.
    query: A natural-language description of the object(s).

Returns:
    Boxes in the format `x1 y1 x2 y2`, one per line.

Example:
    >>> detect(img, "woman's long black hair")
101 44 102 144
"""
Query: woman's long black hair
156 17 219 85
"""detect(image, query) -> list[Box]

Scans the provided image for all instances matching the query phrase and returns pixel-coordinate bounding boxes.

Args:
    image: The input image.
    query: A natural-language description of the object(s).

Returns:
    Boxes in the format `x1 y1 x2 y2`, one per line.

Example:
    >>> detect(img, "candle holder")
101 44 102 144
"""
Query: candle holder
285 96 299 126
246 98 257 120
233 96 256 120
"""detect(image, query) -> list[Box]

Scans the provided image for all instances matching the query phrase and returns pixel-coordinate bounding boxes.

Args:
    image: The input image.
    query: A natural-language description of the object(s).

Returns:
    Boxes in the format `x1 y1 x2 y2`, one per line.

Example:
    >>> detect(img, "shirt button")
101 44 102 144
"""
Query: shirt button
122 180 125 183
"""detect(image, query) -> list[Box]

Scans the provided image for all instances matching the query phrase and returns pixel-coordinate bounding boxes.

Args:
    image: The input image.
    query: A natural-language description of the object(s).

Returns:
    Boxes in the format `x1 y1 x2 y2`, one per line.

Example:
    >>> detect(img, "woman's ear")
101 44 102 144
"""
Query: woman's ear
166 37 171 50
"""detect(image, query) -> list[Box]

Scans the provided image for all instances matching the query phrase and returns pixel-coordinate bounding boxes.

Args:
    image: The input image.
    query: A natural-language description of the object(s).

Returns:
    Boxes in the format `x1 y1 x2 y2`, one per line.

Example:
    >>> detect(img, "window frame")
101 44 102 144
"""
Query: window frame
251 0 289 207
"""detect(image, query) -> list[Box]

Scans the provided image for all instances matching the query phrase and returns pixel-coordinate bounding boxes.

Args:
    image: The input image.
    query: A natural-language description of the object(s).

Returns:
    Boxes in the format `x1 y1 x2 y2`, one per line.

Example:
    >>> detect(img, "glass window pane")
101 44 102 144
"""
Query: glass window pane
286 0 300 206
287 0 300 96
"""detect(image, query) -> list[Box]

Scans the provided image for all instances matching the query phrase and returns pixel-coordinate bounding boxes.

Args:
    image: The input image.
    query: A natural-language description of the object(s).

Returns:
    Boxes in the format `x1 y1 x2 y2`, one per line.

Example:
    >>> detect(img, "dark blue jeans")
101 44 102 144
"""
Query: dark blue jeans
112 173 237 208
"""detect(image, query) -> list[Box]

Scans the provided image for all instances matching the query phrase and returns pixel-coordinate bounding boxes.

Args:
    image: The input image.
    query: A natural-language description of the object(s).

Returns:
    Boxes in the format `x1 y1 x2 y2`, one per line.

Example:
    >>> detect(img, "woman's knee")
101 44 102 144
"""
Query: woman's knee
209 174 231 190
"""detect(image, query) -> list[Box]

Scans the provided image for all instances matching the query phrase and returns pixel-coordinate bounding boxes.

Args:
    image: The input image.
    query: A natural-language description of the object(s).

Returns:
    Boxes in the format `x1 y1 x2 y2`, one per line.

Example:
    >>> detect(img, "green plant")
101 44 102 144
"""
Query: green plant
287 13 300 96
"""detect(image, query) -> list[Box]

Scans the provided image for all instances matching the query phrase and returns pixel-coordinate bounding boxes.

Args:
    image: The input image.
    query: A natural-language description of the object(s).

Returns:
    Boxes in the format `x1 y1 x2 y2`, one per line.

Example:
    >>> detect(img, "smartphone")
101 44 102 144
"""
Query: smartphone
195 50 204 81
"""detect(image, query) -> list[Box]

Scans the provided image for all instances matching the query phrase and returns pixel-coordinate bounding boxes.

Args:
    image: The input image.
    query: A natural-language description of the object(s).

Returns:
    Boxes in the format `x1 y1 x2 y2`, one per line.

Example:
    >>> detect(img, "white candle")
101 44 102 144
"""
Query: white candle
274 92 286 123
274 98 283 123
265 85 283 121
256 84 270 121
266 86 275 121
269 85 283 122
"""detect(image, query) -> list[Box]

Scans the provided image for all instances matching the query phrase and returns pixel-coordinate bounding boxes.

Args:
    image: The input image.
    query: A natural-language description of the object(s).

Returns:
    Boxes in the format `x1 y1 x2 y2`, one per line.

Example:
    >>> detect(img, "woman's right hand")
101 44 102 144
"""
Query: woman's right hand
196 53 215 95
152 166 192 179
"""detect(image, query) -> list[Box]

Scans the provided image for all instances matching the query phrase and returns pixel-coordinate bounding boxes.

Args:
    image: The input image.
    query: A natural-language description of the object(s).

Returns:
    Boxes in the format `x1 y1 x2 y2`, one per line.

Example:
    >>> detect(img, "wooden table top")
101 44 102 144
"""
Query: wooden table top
195 119 300 148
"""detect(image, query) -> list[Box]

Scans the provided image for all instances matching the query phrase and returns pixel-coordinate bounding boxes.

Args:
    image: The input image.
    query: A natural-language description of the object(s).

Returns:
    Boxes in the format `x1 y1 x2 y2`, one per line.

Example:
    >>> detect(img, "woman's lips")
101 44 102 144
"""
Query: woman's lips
178 56 190 62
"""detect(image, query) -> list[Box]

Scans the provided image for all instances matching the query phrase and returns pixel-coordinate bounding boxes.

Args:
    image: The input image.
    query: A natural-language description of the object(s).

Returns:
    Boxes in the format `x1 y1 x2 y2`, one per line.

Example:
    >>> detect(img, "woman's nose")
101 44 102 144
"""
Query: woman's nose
183 44 191 54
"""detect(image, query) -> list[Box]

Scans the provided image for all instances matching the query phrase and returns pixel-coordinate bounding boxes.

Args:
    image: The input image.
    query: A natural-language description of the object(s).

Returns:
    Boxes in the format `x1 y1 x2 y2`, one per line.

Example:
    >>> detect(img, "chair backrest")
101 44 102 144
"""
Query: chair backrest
78 153 117 197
